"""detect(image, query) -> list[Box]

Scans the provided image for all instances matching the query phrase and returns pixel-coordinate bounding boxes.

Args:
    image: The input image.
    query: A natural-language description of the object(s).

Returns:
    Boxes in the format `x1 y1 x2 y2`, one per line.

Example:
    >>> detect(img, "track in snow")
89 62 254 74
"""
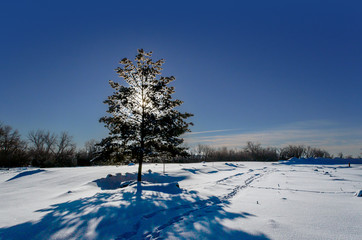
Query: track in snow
116 167 272 240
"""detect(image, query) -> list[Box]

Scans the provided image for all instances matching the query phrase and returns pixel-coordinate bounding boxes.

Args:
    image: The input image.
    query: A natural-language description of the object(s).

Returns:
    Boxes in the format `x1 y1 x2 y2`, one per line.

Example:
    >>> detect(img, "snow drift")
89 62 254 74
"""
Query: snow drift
0 158 361 239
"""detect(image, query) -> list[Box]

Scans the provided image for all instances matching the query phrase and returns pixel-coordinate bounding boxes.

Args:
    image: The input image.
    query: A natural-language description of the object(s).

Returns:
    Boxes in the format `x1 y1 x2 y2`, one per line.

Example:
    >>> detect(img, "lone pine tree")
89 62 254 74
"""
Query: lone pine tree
99 49 193 181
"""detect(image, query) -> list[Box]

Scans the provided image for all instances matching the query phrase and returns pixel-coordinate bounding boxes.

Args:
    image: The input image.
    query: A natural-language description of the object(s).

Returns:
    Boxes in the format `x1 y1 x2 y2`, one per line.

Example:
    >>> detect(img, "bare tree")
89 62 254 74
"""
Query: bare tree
85 139 98 156
27 130 45 153
28 130 76 167
244 142 278 161
244 141 262 160
28 130 56 167
305 146 330 158
195 144 214 161
0 123 28 167
280 145 306 160
55 132 76 166
44 131 57 155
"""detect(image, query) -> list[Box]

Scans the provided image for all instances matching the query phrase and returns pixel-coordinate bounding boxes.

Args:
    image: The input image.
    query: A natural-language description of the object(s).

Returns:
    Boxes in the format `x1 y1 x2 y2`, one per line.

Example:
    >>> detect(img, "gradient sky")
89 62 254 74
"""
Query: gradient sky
1 0 361 156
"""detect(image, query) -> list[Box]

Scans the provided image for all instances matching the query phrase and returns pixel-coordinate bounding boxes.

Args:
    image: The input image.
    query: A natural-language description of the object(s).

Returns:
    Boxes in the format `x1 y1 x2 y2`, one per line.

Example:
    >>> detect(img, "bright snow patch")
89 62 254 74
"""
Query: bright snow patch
0 159 361 239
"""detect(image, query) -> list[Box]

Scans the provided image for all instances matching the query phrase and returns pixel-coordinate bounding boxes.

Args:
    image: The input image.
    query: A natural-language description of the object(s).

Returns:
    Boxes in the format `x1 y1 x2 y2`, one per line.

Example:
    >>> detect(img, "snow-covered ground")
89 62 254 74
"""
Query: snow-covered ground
0 159 361 239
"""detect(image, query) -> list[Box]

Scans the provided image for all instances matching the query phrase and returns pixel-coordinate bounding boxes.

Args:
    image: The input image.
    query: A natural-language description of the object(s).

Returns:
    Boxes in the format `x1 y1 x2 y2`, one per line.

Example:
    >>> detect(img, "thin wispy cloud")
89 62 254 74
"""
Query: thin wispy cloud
185 121 362 156
185 128 243 135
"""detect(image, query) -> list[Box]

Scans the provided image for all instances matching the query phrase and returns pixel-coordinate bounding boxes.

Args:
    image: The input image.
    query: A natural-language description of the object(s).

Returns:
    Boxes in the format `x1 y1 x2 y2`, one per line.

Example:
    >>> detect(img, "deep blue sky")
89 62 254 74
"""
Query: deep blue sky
1 0 361 155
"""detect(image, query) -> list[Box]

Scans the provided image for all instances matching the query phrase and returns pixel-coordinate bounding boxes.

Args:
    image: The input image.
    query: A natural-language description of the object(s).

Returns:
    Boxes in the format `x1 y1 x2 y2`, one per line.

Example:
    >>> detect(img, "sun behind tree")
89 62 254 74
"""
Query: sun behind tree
99 49 193 181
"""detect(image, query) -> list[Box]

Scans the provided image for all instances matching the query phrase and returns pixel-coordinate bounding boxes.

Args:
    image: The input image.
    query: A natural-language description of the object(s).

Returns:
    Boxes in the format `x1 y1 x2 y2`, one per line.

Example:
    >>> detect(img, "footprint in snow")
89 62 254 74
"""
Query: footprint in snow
268 219 279 228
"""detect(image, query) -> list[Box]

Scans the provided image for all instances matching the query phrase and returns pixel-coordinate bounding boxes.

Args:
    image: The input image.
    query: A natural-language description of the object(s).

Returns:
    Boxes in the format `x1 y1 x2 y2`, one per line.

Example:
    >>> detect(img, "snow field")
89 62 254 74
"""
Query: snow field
0 161 361 239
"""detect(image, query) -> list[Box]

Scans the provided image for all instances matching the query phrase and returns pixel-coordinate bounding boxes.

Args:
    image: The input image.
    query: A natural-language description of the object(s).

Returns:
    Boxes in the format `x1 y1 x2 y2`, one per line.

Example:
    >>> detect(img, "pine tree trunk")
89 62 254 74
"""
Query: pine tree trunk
137 152 143 182
138 126 145 182
138 76 146 182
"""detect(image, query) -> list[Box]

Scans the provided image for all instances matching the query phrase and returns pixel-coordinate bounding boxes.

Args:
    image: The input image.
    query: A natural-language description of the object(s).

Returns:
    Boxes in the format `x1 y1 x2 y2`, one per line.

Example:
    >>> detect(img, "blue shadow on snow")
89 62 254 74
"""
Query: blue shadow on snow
0 175 270 240
6 169 45 182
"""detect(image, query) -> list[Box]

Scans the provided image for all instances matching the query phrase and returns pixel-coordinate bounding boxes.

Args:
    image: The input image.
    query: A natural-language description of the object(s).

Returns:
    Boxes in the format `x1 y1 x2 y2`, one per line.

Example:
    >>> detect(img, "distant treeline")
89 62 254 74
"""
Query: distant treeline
0 123 98 168
183 143 340 163
1 123 360 168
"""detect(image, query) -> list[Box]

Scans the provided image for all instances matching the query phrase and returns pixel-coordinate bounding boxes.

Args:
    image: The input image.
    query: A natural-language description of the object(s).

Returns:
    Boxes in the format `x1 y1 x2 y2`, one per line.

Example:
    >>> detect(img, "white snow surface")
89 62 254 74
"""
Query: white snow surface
0 159 361 239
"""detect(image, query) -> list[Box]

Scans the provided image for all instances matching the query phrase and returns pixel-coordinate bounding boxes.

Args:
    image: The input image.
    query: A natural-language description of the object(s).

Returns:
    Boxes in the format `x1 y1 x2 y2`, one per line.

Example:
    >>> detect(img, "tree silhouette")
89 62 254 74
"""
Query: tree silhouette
28 130 76 167
0 123 28 167
100 49 193 181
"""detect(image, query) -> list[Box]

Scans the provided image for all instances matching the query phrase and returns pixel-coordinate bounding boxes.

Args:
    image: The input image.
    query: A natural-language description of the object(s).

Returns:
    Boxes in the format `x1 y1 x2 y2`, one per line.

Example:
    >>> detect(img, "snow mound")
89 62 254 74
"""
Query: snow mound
94 173 123 190
6 169 45 182
225 162 238 167
94 179 183 194
93 172 187 190
281 157 362 165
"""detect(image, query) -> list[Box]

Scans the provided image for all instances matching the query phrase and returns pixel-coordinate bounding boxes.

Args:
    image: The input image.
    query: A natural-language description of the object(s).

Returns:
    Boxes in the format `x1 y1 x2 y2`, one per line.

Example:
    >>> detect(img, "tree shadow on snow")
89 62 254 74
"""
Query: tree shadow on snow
0 180 270 240
94 172 187 190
